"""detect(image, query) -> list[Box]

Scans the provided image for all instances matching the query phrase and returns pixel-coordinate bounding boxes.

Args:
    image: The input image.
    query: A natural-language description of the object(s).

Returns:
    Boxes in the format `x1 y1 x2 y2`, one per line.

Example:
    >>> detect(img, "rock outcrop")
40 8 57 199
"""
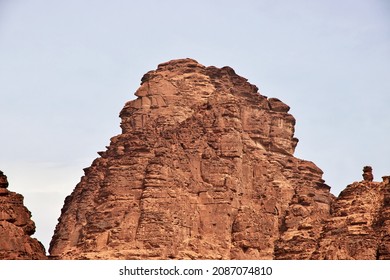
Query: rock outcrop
312 173 390 259
0 170 47 259
49 59 334 259
49 59 389 260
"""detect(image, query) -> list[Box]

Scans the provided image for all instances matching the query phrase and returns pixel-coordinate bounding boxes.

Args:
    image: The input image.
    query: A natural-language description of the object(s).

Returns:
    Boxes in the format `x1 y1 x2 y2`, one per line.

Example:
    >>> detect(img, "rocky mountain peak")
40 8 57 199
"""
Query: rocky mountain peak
120 58 297 155
49 59 330 259
48 59 389 260
2 60 388 260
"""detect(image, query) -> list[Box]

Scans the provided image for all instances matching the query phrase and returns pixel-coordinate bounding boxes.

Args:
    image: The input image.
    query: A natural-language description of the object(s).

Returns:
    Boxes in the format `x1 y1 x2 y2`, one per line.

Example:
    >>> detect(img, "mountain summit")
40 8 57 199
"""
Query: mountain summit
49 59 390 259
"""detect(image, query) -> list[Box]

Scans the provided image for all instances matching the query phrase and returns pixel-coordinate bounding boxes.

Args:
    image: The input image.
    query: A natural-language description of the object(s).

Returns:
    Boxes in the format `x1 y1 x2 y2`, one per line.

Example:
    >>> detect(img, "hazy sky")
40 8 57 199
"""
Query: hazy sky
1 0 389 252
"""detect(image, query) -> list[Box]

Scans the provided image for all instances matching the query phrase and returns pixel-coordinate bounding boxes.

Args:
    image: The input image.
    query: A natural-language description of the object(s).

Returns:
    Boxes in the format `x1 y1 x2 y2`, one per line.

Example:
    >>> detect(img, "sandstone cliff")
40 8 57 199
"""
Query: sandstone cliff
49 59 333 259
313 175 390 259
49 59 389 259
0 171 47 259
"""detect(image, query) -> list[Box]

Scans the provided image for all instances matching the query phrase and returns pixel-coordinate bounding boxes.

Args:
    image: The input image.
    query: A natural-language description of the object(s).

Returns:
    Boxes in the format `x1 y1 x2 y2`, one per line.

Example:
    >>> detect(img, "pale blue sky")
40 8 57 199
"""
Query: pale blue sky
0 0 389 252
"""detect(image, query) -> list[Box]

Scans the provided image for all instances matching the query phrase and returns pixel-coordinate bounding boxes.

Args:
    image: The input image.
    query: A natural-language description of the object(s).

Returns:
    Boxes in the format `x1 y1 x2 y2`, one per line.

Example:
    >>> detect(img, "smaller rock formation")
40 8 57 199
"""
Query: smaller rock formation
0 170 9 187
362 166 374 182
313 167 390 259
0 170 9 196
383 176 390 185
0 170 47 259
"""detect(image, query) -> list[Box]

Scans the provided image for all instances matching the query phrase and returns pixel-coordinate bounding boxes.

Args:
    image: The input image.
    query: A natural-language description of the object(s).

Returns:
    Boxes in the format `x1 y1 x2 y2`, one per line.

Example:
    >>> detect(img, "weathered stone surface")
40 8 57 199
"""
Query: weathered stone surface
49 59 389 260
312 175 390 260
0 170 47 259
48 59 332 259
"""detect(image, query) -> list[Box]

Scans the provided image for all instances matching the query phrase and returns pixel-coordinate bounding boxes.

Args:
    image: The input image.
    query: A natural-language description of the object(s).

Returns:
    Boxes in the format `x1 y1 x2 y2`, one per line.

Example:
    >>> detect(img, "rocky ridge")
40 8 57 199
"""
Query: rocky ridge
0 170 47 259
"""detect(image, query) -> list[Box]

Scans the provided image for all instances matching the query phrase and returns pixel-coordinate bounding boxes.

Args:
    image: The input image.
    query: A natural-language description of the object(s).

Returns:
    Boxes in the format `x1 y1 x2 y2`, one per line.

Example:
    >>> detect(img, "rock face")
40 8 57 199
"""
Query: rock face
0 171 47 259
49 59 389 259
313 175 390 259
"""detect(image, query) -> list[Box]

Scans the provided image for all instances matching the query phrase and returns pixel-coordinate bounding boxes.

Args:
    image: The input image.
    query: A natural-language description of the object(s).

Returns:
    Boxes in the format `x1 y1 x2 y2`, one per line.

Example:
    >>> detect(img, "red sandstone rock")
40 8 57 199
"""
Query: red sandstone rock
49 59 334 259
312 176 390 259
49 59 389 260
0 170 9 189
0 171 47 259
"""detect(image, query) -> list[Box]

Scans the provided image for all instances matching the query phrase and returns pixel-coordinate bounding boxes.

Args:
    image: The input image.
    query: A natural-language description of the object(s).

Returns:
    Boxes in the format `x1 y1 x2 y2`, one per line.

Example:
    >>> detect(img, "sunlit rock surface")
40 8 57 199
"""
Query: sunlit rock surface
49 59 389 260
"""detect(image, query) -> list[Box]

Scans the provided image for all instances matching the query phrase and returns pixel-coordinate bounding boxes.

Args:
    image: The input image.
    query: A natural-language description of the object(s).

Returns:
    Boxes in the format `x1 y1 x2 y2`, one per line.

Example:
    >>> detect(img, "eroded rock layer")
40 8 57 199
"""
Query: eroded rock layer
0 171 47 259
49 59 388 259
312 176 390 259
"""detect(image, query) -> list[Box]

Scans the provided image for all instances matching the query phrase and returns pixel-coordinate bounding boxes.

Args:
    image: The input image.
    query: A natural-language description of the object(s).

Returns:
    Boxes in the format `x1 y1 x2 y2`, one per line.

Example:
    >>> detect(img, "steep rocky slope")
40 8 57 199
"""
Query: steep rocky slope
0 171 47 259
49 59 389 259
